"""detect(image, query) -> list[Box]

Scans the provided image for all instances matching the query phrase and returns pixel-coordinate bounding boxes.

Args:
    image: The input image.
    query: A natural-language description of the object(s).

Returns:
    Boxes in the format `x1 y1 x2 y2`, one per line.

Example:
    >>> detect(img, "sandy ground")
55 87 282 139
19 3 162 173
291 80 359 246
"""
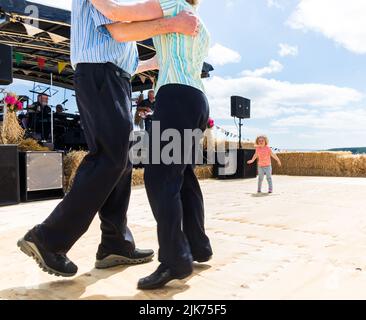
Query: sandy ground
1 176 366 300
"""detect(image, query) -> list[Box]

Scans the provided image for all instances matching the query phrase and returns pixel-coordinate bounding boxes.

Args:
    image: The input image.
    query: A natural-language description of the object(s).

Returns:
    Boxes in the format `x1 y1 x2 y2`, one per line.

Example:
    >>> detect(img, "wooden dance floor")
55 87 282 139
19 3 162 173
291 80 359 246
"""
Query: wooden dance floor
1 176 366 300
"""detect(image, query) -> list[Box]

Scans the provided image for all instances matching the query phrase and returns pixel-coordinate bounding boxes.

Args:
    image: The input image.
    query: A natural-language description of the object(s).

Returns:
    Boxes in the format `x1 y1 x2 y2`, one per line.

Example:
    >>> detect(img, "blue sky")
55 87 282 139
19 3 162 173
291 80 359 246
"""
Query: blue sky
3 0 366 150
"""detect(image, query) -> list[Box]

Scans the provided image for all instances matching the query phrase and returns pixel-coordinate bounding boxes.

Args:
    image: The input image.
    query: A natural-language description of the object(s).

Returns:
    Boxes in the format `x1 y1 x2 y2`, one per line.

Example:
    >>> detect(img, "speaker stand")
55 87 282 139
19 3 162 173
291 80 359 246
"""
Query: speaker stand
238 118 243 150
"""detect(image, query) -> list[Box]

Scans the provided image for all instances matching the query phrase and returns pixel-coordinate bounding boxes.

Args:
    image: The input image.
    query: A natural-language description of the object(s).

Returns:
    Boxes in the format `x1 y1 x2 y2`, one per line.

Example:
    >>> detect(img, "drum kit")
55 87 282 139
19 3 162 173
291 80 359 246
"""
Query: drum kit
22 103 87 151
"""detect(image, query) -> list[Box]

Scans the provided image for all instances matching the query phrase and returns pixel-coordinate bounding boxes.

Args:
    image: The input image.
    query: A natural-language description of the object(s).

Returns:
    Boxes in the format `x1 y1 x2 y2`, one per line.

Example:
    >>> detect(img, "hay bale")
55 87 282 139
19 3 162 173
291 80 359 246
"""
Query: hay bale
337 154 366 177
0 123 3 144
195 165 214 180
18 138 50 152
272 152 366 177
63 152 148 190
132 168 144 186
63 151 88 192
132 166 214 187
1 112 24 144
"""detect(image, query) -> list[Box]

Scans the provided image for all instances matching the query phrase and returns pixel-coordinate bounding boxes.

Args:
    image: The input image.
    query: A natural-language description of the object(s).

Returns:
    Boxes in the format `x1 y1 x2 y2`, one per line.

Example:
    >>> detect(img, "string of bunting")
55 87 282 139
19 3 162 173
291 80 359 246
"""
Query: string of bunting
13 51 69 74
138 74 155 85
214 125 282 152
214 125 240 139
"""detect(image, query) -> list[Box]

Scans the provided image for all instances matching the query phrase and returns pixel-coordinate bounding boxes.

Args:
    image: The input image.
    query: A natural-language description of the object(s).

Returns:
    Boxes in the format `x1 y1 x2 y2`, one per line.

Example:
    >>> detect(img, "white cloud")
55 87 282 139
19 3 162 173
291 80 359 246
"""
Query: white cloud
288 0 366 54
267 0 293 10
267 0 283 9
273 109 366 132
278 43 298 57
203 75 363 121
242 60 283 77
207 43 242 66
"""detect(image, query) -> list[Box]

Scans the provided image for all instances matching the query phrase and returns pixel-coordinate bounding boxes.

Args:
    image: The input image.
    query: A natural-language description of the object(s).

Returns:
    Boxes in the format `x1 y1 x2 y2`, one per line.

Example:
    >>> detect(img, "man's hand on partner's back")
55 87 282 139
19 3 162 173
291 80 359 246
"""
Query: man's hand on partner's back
172 11 200 36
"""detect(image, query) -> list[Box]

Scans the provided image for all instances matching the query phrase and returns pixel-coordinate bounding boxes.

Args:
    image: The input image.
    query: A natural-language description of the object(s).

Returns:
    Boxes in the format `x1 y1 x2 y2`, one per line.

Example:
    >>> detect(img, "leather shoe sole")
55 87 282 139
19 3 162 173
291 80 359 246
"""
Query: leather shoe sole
17 238 77 277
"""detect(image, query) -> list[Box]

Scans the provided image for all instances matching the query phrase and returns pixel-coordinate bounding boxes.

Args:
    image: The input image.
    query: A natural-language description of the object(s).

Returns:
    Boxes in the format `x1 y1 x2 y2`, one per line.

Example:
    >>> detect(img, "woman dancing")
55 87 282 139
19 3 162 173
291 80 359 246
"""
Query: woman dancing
91 0 213 289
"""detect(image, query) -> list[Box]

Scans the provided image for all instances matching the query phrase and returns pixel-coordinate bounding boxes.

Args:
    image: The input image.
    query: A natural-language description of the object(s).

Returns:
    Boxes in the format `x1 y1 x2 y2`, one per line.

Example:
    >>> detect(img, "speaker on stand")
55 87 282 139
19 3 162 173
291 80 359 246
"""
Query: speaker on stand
212 96 256 179
231 96 251 149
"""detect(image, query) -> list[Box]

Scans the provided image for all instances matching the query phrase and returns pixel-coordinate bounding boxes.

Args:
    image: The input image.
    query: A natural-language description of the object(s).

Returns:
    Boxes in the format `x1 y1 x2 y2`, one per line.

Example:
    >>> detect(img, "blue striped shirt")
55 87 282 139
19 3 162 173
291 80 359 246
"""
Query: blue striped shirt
71 0 138 75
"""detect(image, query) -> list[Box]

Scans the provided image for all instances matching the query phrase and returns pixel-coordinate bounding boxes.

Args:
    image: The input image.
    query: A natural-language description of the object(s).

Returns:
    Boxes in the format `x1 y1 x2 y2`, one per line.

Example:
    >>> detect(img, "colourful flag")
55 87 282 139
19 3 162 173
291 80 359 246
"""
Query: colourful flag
37 57 46 70
58 61 68 74
14 52 24 65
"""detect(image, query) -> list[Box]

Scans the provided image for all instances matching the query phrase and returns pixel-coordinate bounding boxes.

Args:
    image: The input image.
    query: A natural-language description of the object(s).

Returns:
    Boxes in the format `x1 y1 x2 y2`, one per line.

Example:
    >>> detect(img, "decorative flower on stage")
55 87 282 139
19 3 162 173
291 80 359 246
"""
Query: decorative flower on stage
207 117 215 129
4 93 23 113
5 95 16 105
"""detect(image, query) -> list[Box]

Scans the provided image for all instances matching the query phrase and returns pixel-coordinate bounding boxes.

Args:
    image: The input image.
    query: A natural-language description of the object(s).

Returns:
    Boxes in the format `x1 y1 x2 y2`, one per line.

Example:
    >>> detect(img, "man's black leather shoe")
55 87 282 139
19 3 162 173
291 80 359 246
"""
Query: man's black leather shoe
17 228 78 277
138 264 193 290
95 248 154 269
193 255 213 263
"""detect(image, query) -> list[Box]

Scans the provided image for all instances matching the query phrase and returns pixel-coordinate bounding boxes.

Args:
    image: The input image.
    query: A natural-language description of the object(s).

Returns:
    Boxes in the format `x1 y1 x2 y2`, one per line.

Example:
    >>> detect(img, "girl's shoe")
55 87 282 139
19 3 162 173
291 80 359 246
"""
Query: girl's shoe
268 189 273 194
257 190 262 193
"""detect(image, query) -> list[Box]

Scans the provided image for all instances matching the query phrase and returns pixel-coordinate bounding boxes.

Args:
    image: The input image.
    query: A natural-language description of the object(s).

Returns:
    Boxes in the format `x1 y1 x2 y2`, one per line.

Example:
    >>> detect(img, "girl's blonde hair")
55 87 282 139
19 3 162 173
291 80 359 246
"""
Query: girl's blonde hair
186 0 199 6
255 135 269 146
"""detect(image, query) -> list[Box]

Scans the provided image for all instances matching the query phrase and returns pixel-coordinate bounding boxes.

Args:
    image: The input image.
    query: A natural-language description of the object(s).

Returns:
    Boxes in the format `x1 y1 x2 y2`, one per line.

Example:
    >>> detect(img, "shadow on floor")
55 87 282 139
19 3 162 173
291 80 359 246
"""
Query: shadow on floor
0 263 211 300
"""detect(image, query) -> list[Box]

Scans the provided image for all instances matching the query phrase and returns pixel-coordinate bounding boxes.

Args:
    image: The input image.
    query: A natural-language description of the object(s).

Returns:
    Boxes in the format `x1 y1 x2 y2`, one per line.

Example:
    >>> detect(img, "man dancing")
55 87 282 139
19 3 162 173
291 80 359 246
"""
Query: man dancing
18 0 200 277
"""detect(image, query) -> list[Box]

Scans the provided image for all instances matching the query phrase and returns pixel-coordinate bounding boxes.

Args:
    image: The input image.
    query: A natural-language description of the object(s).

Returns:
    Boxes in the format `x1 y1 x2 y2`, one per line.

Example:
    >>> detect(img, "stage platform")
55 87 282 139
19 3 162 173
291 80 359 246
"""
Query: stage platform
1 176 366 300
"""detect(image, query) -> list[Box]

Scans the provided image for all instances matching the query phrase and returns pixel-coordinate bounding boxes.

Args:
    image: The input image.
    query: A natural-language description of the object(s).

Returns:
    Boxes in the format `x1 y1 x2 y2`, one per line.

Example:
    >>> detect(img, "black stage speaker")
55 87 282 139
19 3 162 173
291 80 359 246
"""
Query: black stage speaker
0 44 13 85
19 151 64 202
0 145 20 206
231 96 251 119
213 149 257 179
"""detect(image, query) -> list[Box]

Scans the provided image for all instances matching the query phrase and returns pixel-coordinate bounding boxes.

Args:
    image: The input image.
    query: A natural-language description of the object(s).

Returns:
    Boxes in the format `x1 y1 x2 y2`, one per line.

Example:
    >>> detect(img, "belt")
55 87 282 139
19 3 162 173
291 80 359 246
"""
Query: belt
75 62 131 80
105 62 131 80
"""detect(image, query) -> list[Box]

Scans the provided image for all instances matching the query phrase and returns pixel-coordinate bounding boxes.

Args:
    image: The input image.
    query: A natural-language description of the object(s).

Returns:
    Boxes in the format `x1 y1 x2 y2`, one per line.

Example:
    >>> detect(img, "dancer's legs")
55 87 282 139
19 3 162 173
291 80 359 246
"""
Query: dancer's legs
34 63 135 254
144 84 210 274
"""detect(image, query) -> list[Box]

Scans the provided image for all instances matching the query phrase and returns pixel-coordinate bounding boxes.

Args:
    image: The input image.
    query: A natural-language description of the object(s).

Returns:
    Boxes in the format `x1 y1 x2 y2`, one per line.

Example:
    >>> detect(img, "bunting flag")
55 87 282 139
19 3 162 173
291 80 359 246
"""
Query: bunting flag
37 57 46 70
57 61 68 74
48 32 68 44
149 76 155 85
215 125 240 139
22 23 43 37
13 51 70 74
139 75 147 84
214 125 282 151
21 22 68 43
14 52 24 65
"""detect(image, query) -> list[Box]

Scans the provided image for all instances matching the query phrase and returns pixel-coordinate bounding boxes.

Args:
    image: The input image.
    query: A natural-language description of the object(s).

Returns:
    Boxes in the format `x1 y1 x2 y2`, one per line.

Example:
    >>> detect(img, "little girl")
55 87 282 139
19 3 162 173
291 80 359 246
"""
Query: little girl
247 135 282 193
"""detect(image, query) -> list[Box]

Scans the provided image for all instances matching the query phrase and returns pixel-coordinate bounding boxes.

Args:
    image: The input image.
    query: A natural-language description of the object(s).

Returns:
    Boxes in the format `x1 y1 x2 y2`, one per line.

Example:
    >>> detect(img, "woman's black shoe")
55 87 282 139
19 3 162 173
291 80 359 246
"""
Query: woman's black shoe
17 229 78 277
138 264 193 290
194 255 213 263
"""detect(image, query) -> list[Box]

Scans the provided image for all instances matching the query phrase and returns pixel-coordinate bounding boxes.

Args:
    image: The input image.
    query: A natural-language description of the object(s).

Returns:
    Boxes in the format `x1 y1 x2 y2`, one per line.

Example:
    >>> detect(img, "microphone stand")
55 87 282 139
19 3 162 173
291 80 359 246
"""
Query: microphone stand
50 73 54 146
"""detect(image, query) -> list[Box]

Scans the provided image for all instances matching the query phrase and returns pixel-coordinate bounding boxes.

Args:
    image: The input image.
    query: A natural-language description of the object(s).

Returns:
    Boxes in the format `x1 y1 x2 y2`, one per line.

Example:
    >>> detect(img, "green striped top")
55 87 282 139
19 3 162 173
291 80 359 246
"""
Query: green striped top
153 0 210 94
